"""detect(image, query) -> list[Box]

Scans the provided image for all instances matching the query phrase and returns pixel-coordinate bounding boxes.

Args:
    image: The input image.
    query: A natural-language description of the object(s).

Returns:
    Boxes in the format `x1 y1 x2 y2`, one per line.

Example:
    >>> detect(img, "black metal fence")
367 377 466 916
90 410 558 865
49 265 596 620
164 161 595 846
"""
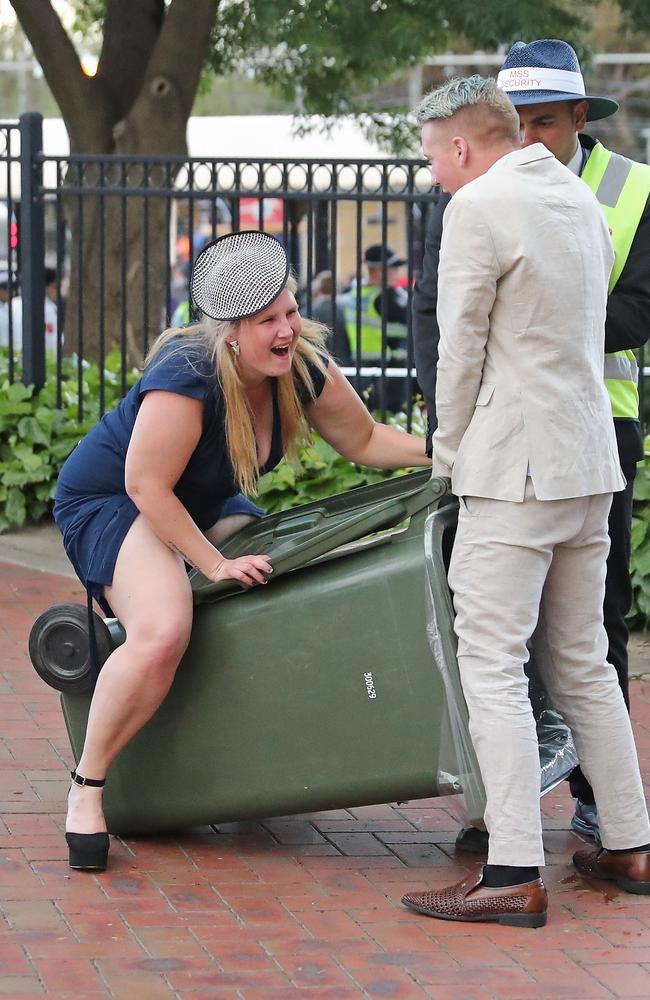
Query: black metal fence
0 113 438 425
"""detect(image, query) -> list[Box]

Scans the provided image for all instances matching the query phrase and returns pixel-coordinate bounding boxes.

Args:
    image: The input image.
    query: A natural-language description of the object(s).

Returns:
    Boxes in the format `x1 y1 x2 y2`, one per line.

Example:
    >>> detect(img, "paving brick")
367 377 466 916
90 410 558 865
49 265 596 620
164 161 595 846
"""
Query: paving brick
260 937 378 960
396 847 465 872
511 948 613 997
0 976 43 994
586 916 650 947
166 963 292 991
375 830 457 844
131 926 210 963
366 864 470 887
309 832 392 856
314 819 416 833
0 940 35 976
260 820 329 845
351 906 418 924
365 920 451 953
191 926 302 957
0 901 68 934
442 935 522 970
33 958 105 993
569 946 650 964
275 953 354 988
337 957 430 997
407 987 492 1000
242 857 316 883
589 961 650 996
294 910 374 943
421 964 542 996
299 855 403 873
239 991 361 1000
214 893 302 926
282 890 388 913
92 959 176 999
4 816 61 836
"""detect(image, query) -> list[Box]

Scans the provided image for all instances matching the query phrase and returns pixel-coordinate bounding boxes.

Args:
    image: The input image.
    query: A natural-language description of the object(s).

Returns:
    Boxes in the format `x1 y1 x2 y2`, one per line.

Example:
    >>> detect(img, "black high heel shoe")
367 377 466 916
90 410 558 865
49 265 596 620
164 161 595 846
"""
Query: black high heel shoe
66 770 109 871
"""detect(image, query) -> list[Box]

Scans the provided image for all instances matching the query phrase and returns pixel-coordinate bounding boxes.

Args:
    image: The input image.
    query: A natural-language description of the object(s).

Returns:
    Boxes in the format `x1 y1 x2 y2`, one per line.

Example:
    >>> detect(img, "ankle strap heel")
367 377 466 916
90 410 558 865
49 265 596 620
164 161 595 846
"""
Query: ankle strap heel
67 770 109 871
70 770 106 788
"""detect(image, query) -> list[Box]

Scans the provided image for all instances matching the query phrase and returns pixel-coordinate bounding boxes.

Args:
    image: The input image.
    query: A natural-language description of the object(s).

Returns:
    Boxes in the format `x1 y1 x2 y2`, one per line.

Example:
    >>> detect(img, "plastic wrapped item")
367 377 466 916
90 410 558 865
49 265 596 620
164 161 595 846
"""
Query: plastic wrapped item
424 500 578 826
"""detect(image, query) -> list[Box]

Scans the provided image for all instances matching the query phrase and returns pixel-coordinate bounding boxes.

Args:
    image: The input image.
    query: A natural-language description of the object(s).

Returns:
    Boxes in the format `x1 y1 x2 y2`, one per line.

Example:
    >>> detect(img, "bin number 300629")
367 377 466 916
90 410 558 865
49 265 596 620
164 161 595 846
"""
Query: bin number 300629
364 672 377 700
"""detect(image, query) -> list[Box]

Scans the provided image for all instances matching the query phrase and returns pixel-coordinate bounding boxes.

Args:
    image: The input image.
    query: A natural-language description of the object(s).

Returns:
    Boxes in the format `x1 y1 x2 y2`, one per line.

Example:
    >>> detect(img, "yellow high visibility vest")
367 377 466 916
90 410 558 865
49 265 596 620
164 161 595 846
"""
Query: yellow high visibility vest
581 143 650 419
342 285 407 361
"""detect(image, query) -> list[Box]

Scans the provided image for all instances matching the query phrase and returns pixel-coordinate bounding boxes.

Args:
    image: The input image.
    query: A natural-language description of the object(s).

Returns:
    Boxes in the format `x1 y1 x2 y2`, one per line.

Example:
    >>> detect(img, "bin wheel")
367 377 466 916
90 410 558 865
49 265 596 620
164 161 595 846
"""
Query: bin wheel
28 603 114 694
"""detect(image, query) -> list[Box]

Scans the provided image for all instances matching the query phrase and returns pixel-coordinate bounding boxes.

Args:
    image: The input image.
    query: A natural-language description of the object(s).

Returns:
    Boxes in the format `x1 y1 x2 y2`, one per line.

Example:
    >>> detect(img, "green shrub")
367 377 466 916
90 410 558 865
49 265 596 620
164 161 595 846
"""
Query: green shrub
0 350 140 533
0 349 427 532
257 406 428 512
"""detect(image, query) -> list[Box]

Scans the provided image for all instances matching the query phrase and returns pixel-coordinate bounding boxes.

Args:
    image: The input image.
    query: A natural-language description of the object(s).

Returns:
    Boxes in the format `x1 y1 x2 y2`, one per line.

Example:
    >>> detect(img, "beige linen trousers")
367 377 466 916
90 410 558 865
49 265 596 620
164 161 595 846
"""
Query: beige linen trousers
450 485 650 866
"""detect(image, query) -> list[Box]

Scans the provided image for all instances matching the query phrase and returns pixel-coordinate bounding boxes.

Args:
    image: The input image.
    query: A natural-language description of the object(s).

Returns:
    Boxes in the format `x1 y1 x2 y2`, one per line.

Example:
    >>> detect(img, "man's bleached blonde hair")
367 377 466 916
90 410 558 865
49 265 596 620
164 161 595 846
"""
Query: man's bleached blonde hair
415 75 520 143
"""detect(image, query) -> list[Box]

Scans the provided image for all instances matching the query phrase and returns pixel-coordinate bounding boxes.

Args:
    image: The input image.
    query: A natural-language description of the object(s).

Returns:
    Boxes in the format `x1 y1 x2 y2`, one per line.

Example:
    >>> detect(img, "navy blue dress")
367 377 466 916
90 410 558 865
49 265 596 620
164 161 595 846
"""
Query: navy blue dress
54 340 327 606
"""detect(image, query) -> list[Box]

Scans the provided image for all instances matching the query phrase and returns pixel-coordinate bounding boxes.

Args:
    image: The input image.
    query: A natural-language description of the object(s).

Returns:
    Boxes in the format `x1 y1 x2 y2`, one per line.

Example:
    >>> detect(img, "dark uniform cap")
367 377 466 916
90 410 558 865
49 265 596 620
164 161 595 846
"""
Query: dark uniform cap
364 244 406 267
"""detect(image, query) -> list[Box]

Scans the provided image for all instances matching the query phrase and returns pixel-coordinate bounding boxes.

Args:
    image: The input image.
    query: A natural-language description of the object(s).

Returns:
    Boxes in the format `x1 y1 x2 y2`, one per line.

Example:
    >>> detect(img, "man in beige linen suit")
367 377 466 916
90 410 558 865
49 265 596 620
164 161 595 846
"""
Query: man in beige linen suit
402 76 650 928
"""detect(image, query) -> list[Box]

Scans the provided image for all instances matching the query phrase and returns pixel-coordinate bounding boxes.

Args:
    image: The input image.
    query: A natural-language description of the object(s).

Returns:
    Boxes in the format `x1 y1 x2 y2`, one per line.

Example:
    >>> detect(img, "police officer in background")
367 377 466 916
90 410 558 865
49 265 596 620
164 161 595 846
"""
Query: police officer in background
342 244 409 412
412 39 650 846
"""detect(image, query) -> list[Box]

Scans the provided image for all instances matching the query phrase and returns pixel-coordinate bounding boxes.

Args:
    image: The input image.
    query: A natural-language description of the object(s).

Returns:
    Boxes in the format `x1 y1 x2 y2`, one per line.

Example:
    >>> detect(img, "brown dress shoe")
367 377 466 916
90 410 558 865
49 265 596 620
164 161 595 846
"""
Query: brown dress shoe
402 870 547 928
573 846 650 894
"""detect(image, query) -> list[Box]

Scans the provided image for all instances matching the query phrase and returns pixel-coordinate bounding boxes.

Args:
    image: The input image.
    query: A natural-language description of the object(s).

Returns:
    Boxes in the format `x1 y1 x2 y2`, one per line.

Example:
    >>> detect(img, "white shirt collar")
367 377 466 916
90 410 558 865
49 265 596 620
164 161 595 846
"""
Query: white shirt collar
566 140 583 176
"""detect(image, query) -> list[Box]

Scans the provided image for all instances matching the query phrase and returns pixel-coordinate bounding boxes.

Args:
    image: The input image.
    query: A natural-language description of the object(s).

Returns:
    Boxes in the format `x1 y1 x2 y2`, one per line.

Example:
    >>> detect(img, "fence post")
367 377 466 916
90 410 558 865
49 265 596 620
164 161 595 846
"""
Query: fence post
19 112 45 391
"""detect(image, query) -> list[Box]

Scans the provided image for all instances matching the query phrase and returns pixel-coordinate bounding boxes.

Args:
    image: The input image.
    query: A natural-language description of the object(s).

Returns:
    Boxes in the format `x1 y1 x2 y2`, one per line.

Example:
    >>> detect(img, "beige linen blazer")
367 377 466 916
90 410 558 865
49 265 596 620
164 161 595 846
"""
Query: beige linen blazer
432 143 625 502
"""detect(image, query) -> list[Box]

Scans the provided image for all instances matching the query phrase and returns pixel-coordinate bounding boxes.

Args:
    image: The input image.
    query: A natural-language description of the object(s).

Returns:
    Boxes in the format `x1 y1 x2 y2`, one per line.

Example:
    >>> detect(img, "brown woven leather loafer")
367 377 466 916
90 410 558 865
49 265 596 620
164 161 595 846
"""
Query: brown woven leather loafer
573 846 650 894
402 870 547 928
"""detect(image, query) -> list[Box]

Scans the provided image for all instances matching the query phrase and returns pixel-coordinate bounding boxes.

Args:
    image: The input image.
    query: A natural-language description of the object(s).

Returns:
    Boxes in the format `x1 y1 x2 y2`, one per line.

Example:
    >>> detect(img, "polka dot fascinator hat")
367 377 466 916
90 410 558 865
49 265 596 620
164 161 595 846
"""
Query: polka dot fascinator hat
190 230 290 322
498 39 618 122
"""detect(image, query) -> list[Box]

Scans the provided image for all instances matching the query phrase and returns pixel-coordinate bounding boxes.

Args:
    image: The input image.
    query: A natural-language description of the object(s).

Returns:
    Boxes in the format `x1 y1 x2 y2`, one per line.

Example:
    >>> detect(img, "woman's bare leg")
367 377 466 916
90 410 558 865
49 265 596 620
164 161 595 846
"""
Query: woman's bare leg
204 514 257 547
67 515 193 834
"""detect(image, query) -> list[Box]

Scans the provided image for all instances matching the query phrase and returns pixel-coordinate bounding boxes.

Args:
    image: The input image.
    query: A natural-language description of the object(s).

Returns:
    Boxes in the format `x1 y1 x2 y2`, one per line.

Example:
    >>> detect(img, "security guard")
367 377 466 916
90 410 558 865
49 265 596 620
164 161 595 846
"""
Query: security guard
342 244 409 411
412 39 650 845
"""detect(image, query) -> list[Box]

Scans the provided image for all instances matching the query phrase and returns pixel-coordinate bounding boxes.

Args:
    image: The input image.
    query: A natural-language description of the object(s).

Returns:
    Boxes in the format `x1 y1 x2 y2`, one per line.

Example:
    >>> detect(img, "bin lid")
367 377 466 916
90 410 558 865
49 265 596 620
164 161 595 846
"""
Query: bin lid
190 470 447 604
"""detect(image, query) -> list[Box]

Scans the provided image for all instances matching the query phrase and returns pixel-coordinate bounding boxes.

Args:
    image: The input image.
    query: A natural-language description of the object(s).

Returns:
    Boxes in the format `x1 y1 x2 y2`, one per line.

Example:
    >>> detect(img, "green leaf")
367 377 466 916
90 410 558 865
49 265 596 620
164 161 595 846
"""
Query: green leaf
5 487 26 528
631 546 650 579
12 444 43 471
17 416 50 446
631 516 648 551
6 382 33 404
634 475 650 502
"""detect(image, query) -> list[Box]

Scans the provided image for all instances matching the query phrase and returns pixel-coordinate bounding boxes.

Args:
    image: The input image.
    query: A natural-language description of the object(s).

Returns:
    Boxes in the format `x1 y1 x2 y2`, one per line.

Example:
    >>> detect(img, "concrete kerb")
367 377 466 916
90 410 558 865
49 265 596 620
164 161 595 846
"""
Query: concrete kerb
3 517 650 677
0 518 76 579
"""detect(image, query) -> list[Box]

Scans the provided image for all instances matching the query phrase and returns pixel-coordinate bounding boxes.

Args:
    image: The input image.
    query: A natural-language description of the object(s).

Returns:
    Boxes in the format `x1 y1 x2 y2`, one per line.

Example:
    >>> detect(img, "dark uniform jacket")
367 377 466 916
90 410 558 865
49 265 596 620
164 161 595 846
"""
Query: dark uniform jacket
412 134 650 466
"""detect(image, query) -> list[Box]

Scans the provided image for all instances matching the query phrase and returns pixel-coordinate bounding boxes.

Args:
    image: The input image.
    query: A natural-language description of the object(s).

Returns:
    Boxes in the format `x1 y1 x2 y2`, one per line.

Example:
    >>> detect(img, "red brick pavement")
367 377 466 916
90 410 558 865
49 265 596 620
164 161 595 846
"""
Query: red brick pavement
2 560 650 998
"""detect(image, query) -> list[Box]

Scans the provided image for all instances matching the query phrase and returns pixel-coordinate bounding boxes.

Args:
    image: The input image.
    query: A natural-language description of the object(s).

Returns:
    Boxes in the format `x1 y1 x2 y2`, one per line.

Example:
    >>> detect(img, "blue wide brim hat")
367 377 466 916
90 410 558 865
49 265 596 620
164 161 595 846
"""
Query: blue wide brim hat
498 39 618 123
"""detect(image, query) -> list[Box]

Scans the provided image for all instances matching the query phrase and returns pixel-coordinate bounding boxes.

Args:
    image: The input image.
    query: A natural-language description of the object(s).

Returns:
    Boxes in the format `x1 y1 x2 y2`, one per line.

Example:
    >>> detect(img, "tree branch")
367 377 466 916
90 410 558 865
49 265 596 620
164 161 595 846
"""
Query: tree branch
110 0 221 154
99 0 166 118
147 0 221 118
9 0 96 137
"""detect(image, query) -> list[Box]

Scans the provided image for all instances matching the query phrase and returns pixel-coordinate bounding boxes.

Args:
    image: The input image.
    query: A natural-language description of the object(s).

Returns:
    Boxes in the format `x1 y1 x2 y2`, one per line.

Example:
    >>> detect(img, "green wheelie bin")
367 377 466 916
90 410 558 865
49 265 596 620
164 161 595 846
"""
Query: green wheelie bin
29 471 576 835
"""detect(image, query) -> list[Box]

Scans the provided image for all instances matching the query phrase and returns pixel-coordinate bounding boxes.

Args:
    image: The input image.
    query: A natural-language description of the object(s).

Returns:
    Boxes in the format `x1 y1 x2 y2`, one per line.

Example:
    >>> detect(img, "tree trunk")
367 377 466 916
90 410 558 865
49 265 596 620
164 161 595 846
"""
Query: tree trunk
64 160 183 367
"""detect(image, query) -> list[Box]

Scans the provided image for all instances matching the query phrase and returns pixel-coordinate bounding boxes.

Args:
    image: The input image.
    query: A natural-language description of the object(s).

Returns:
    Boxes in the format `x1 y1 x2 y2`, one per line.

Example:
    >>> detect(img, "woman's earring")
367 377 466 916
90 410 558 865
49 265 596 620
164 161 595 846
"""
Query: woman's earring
228 340 240 357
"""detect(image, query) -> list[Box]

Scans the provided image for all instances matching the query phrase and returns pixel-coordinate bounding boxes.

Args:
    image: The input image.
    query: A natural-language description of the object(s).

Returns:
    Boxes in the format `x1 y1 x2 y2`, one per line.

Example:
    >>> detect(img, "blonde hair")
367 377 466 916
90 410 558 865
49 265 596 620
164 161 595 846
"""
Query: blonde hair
146 278 329 497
